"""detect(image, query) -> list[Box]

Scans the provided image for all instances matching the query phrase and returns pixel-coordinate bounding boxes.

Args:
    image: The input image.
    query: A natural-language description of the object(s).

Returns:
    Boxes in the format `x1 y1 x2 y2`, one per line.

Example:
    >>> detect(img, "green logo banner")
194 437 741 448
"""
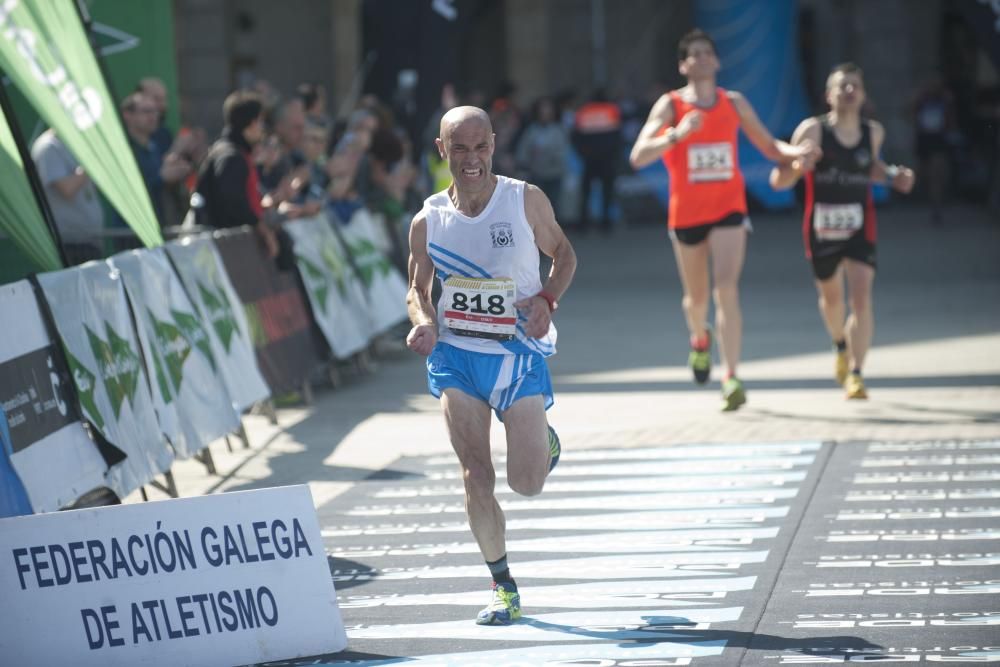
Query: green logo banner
164 236 269 412
196 278 240 352
285 216 371 360
148 307 192 396
171 308 216 372
338 211 408 335
84 321 140 419
0 0 162 248
112 247 239 461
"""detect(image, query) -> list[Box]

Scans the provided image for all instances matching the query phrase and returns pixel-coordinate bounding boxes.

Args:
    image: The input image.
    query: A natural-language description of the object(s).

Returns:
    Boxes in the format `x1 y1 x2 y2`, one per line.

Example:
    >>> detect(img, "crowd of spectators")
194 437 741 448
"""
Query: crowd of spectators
27 72 657 272
29 68 996 271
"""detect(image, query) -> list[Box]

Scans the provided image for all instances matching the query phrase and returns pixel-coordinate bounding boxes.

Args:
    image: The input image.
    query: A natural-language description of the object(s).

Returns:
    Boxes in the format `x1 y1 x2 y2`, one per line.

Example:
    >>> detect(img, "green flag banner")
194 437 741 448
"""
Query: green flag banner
0 107 60 271
0 0 162 248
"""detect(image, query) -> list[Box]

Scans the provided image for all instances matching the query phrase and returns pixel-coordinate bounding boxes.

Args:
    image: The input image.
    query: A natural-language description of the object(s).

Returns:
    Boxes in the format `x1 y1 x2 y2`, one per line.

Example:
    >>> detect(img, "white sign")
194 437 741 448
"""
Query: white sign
0 485 346 666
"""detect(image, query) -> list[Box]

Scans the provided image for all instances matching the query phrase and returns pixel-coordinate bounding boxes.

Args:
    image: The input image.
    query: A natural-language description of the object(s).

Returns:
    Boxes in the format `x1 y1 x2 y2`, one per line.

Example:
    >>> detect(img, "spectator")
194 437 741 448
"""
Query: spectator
516 96 569 218
255 133 289 196
119 92 192 227
300 118 331 197
136 76 173 155
324 129 370 223
193 90 278 257
274 97 307 165
30 128 104 265
571 89 623 233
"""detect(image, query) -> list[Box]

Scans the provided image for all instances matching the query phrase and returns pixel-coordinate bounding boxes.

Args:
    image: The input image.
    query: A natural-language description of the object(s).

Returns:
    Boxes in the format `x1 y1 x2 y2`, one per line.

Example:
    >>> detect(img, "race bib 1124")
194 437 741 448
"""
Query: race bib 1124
688 142 734 182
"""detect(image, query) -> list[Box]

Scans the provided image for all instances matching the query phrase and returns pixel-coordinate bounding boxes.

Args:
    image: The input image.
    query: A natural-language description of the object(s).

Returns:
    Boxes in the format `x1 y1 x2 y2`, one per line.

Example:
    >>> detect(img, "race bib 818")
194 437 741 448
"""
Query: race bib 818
442 277 517 341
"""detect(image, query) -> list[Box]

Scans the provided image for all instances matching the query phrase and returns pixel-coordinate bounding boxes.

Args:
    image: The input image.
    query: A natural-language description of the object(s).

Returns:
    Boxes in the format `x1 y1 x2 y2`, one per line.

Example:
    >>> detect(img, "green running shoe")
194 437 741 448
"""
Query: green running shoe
476 581 521 625
721 377 747 412
688 330 712 384
547 424 561 473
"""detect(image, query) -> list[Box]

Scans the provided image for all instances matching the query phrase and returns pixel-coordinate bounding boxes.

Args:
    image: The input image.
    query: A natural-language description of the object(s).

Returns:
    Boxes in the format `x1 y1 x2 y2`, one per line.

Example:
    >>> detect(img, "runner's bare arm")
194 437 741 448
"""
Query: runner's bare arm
731 91 821 166
517 184 577 337
406 212 438 355
629 94 677 169
769 118 823 190
868 120 916 193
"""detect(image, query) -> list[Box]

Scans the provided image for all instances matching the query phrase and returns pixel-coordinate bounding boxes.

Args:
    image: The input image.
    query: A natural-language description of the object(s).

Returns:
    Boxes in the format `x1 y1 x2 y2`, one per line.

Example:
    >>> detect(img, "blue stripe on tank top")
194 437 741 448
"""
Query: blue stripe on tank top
429 253 474 278
428 243 492 278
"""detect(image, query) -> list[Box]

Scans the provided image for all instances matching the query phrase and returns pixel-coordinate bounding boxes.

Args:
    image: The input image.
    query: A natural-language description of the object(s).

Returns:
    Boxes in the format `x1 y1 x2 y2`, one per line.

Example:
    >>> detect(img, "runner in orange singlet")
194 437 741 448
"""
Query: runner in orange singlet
630 29 821 411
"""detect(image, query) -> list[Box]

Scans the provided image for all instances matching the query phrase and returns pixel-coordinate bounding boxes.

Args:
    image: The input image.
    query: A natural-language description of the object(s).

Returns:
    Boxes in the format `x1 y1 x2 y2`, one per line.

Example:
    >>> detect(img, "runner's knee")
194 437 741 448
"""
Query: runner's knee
508 469 545 497
462 463 496 495
713 282 739 303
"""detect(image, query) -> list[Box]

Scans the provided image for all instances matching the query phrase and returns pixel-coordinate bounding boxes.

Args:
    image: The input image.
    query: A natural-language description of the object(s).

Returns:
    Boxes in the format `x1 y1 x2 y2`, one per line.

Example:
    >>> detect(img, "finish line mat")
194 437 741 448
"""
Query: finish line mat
258 439 1000 666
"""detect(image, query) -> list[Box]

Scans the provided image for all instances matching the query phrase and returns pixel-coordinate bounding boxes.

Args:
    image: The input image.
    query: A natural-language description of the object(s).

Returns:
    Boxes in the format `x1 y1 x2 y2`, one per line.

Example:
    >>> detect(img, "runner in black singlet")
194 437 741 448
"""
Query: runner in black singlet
770 63 914 400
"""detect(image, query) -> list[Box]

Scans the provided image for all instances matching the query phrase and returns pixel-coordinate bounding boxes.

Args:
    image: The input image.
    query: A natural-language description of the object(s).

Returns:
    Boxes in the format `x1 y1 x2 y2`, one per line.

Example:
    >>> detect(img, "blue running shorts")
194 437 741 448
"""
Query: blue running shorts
427 343 554 418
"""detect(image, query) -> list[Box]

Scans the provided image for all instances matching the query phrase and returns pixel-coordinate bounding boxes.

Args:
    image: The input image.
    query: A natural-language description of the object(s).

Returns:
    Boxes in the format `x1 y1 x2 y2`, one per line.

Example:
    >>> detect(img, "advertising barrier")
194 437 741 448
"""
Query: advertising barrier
337 209 408 335
165 236 270 412
0 485 348 665
212 228 326 395
35 262 174 501
113 248 240 459
286 215 372 360
0 279 107 512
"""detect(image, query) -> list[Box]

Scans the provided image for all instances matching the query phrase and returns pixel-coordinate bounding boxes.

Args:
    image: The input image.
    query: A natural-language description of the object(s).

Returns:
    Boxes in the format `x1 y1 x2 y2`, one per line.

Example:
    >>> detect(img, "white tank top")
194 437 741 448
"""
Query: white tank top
423 175 557 356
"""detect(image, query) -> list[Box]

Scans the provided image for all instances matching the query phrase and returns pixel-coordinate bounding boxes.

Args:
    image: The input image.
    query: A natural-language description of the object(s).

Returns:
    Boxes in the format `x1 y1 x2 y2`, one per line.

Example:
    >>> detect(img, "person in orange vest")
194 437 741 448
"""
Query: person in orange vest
629 28 820 411
572 90 622 234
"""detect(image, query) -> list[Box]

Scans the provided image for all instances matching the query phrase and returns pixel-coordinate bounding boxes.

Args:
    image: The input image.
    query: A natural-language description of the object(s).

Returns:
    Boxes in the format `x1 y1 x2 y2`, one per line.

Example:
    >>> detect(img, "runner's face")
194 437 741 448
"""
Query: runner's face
439 120 494 193
679 40 719 81
826 72 866 112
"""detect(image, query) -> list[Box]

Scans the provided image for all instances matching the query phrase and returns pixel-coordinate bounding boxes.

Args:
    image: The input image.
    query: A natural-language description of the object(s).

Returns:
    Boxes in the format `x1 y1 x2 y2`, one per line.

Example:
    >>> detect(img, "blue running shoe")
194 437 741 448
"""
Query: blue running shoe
476 581 521 625
547 424 561 473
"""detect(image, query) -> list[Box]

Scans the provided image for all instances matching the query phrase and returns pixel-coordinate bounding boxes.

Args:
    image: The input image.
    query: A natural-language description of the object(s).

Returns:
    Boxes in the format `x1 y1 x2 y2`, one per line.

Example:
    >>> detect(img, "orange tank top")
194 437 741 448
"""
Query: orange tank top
661 87 747 229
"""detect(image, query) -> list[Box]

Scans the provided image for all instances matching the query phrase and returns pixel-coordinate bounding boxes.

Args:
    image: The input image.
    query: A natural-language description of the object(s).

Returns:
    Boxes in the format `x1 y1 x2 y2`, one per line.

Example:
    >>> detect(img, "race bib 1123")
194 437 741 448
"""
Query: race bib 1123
814 202 864 241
